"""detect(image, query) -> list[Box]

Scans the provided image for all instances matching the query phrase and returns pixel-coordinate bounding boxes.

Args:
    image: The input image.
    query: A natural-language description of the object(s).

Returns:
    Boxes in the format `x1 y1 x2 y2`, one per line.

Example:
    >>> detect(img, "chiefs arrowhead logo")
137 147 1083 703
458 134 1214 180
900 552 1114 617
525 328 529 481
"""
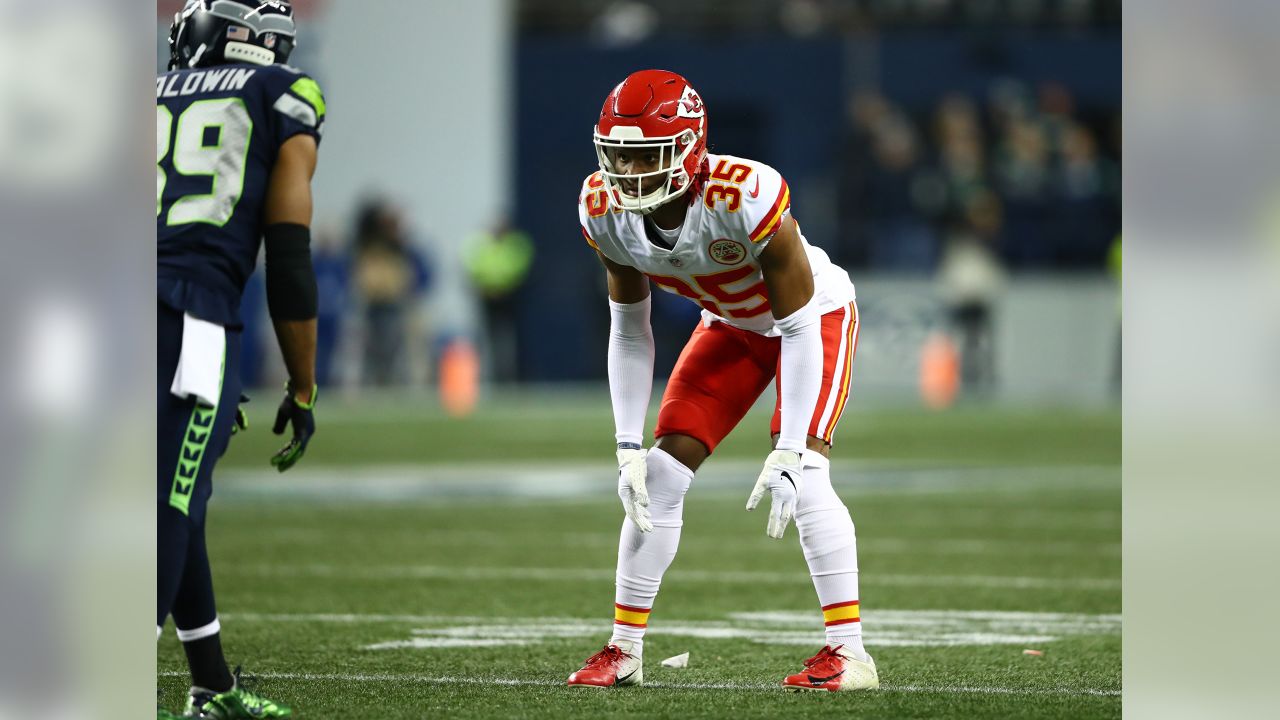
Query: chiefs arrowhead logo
677 86 704 119
708 239 745 265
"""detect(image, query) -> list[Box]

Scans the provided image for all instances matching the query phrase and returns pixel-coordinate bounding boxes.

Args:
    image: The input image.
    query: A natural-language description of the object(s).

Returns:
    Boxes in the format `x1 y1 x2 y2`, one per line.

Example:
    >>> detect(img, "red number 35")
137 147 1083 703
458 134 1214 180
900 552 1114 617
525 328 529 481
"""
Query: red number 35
703 159 752 212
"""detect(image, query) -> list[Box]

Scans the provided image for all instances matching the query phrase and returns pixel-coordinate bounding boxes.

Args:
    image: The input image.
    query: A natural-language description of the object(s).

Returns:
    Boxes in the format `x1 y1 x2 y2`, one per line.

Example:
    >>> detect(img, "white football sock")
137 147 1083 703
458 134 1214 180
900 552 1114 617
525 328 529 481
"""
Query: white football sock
794 453 868 661
610 446 693 656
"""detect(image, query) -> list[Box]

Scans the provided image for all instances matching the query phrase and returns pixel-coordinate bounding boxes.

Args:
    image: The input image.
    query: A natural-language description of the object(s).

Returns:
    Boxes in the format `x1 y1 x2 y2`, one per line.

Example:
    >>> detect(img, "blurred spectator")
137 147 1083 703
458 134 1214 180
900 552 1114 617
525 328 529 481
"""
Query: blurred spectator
465 216 534 383
311 230 350 388
352 199 431 386
862 115 939 270
936 189 1007 392
994 117 1054 266
931 93 987 213
837 92 891 266
1052 122 1117 266
1037 81 1077 146
778 0 826 37
589 1 658 48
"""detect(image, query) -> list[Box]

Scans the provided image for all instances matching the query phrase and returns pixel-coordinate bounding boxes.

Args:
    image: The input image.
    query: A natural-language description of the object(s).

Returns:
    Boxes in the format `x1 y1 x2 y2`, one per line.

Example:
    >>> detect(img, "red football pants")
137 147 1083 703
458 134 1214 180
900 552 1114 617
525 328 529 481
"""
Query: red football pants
654 302 859 453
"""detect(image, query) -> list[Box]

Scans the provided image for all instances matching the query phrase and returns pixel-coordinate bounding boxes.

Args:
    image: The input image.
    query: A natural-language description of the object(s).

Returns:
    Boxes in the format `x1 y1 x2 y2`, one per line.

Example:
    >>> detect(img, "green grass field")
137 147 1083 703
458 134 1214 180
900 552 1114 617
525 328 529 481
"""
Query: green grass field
159 392 1120 718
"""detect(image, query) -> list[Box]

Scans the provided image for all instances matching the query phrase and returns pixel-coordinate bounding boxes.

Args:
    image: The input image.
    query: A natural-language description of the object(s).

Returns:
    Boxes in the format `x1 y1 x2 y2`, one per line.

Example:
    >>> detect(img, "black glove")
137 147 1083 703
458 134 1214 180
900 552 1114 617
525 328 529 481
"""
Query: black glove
230 394 250 436
271 384 316 472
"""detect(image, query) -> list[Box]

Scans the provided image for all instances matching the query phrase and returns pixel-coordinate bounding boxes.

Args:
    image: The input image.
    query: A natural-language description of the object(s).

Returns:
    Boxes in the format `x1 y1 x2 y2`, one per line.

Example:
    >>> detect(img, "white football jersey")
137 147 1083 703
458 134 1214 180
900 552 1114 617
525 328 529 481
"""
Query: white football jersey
579 153 855 336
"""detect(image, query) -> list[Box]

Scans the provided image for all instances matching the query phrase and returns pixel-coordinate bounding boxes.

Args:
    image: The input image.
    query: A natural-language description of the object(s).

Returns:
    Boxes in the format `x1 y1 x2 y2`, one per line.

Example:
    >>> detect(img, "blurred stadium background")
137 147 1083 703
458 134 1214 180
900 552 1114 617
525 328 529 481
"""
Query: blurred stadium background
156 1 1120 717
156 0 1121 406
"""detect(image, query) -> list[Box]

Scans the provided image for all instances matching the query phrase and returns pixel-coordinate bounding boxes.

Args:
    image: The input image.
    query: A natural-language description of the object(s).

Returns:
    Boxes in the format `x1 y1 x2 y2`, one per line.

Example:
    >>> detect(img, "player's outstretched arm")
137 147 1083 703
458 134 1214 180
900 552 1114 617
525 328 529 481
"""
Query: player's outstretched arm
747 216 821 538
263 134 320 472
599 251 655 531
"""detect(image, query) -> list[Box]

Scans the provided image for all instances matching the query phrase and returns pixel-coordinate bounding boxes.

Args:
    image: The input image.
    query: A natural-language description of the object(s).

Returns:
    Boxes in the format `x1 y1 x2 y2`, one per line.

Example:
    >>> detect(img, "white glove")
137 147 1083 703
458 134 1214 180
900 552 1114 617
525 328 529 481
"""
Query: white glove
746 449 803 539
617 448 653 533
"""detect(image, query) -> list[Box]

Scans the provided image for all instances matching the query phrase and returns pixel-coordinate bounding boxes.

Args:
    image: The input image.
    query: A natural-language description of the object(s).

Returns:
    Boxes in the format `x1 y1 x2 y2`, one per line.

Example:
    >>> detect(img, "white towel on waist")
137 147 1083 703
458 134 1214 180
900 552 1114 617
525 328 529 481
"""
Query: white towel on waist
169 313 225 407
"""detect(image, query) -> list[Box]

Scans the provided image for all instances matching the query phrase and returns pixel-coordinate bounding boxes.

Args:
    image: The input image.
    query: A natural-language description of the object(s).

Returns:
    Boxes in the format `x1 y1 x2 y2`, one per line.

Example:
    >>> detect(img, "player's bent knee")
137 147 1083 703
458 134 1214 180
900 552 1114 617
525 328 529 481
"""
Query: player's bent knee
644 447 694 526
796 505 857 564
654 433 709 473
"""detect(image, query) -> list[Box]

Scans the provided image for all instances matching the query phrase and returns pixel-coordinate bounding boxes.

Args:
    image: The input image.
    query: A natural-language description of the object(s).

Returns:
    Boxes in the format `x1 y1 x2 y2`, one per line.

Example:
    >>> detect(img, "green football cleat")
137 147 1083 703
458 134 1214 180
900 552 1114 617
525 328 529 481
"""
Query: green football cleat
188 668 292 719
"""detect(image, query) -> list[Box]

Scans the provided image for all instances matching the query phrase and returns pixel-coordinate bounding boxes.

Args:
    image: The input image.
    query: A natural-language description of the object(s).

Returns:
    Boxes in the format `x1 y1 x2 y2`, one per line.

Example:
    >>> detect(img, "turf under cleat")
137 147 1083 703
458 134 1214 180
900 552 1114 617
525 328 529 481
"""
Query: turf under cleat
190 668 293 718
782 644 879 692
158 709 187 720
567 643 644 687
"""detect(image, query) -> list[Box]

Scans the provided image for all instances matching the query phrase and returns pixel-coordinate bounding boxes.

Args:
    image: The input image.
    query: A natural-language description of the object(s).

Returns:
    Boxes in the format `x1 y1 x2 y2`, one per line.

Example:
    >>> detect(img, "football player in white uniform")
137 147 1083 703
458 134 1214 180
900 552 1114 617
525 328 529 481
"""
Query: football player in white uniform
566 70 878 692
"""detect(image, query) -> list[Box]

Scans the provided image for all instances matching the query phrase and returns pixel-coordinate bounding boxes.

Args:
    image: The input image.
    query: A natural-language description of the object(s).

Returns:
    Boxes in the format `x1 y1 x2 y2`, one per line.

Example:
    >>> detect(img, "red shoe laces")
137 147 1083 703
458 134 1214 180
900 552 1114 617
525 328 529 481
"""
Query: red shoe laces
584 645 625 667
803 645 843 669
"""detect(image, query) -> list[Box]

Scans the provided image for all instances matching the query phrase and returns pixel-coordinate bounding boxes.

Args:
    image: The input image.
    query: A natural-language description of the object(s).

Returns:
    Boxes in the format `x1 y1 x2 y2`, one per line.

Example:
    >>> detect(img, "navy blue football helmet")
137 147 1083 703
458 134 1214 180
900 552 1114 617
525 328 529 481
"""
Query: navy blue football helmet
168 0 297 71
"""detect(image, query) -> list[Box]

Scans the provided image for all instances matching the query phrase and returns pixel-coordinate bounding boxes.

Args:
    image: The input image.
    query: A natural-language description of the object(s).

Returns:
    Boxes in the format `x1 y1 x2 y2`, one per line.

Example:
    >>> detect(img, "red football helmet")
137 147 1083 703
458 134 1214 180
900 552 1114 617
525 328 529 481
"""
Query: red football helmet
594 69 709 214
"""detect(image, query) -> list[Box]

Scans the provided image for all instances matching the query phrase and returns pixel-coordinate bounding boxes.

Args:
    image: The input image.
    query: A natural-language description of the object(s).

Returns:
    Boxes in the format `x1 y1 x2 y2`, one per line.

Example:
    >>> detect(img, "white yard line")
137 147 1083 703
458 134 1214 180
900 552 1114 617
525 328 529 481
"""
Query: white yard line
231 563 1121 591
208 608 1118 650
157 670 1119 697
216 462 1118 504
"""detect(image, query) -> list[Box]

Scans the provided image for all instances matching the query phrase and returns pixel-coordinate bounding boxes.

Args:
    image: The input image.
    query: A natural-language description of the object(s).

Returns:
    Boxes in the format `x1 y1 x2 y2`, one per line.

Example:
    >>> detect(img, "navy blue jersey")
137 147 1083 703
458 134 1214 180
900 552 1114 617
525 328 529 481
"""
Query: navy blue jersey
157 63 325 327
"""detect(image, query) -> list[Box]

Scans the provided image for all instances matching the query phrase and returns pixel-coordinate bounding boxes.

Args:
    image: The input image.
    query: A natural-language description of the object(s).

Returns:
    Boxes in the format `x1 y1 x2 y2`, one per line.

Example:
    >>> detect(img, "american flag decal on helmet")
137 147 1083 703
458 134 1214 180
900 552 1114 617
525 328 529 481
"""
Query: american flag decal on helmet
226 26 251 41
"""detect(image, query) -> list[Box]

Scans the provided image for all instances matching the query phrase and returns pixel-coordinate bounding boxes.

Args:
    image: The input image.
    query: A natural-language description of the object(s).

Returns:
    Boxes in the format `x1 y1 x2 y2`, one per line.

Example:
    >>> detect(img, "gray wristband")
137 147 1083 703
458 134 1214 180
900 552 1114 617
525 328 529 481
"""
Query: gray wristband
617 442 642 451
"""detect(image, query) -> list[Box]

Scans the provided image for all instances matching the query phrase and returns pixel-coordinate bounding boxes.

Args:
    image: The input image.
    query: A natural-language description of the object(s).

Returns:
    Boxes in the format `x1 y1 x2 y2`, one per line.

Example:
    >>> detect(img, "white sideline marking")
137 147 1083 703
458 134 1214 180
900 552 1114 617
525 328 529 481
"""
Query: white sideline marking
215 608 1118 650
235 563 1121 591
157 670 1119 697
226 608 1121 630
361 609 1117 651
363 631 1060 651
218 462 1118 505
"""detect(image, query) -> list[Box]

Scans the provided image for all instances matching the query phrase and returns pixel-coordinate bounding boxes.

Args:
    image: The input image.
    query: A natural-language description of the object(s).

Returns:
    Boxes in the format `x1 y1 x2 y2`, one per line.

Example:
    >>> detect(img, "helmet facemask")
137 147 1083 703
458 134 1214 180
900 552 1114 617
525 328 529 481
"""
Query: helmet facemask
594 128 698 215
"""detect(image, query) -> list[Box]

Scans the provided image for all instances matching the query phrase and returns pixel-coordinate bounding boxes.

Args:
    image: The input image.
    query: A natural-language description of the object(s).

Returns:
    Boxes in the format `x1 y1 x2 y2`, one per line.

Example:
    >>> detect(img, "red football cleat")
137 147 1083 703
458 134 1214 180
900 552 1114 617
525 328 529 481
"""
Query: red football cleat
782 644 879 692
567 644 643 688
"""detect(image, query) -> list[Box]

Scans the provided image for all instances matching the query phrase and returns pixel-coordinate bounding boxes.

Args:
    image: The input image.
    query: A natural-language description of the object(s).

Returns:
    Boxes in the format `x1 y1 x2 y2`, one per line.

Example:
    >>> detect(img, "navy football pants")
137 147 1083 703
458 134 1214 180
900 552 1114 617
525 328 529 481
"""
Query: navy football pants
157 301 242 630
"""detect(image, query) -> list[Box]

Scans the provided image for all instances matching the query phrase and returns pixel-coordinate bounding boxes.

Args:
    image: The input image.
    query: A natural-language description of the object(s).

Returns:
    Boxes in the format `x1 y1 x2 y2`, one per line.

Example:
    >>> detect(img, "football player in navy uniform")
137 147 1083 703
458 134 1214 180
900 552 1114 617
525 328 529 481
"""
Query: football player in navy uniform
157 2 324 717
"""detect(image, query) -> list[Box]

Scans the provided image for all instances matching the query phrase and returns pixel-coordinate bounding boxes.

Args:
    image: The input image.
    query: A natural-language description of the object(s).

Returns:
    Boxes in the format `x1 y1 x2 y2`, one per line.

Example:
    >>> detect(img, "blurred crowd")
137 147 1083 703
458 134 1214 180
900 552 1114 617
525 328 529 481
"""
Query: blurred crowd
230 1 1118 393
522 0 1122 38
241 199 433 390
838 80 1120 272
238 78 1117 392
835 80 1120 392
239 199 536 392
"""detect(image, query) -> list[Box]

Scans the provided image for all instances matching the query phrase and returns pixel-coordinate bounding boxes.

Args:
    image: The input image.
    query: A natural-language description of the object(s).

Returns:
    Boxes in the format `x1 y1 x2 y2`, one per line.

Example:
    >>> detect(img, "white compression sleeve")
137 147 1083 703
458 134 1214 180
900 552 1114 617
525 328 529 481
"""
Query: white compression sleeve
774 297 824 453
608 296 655 446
